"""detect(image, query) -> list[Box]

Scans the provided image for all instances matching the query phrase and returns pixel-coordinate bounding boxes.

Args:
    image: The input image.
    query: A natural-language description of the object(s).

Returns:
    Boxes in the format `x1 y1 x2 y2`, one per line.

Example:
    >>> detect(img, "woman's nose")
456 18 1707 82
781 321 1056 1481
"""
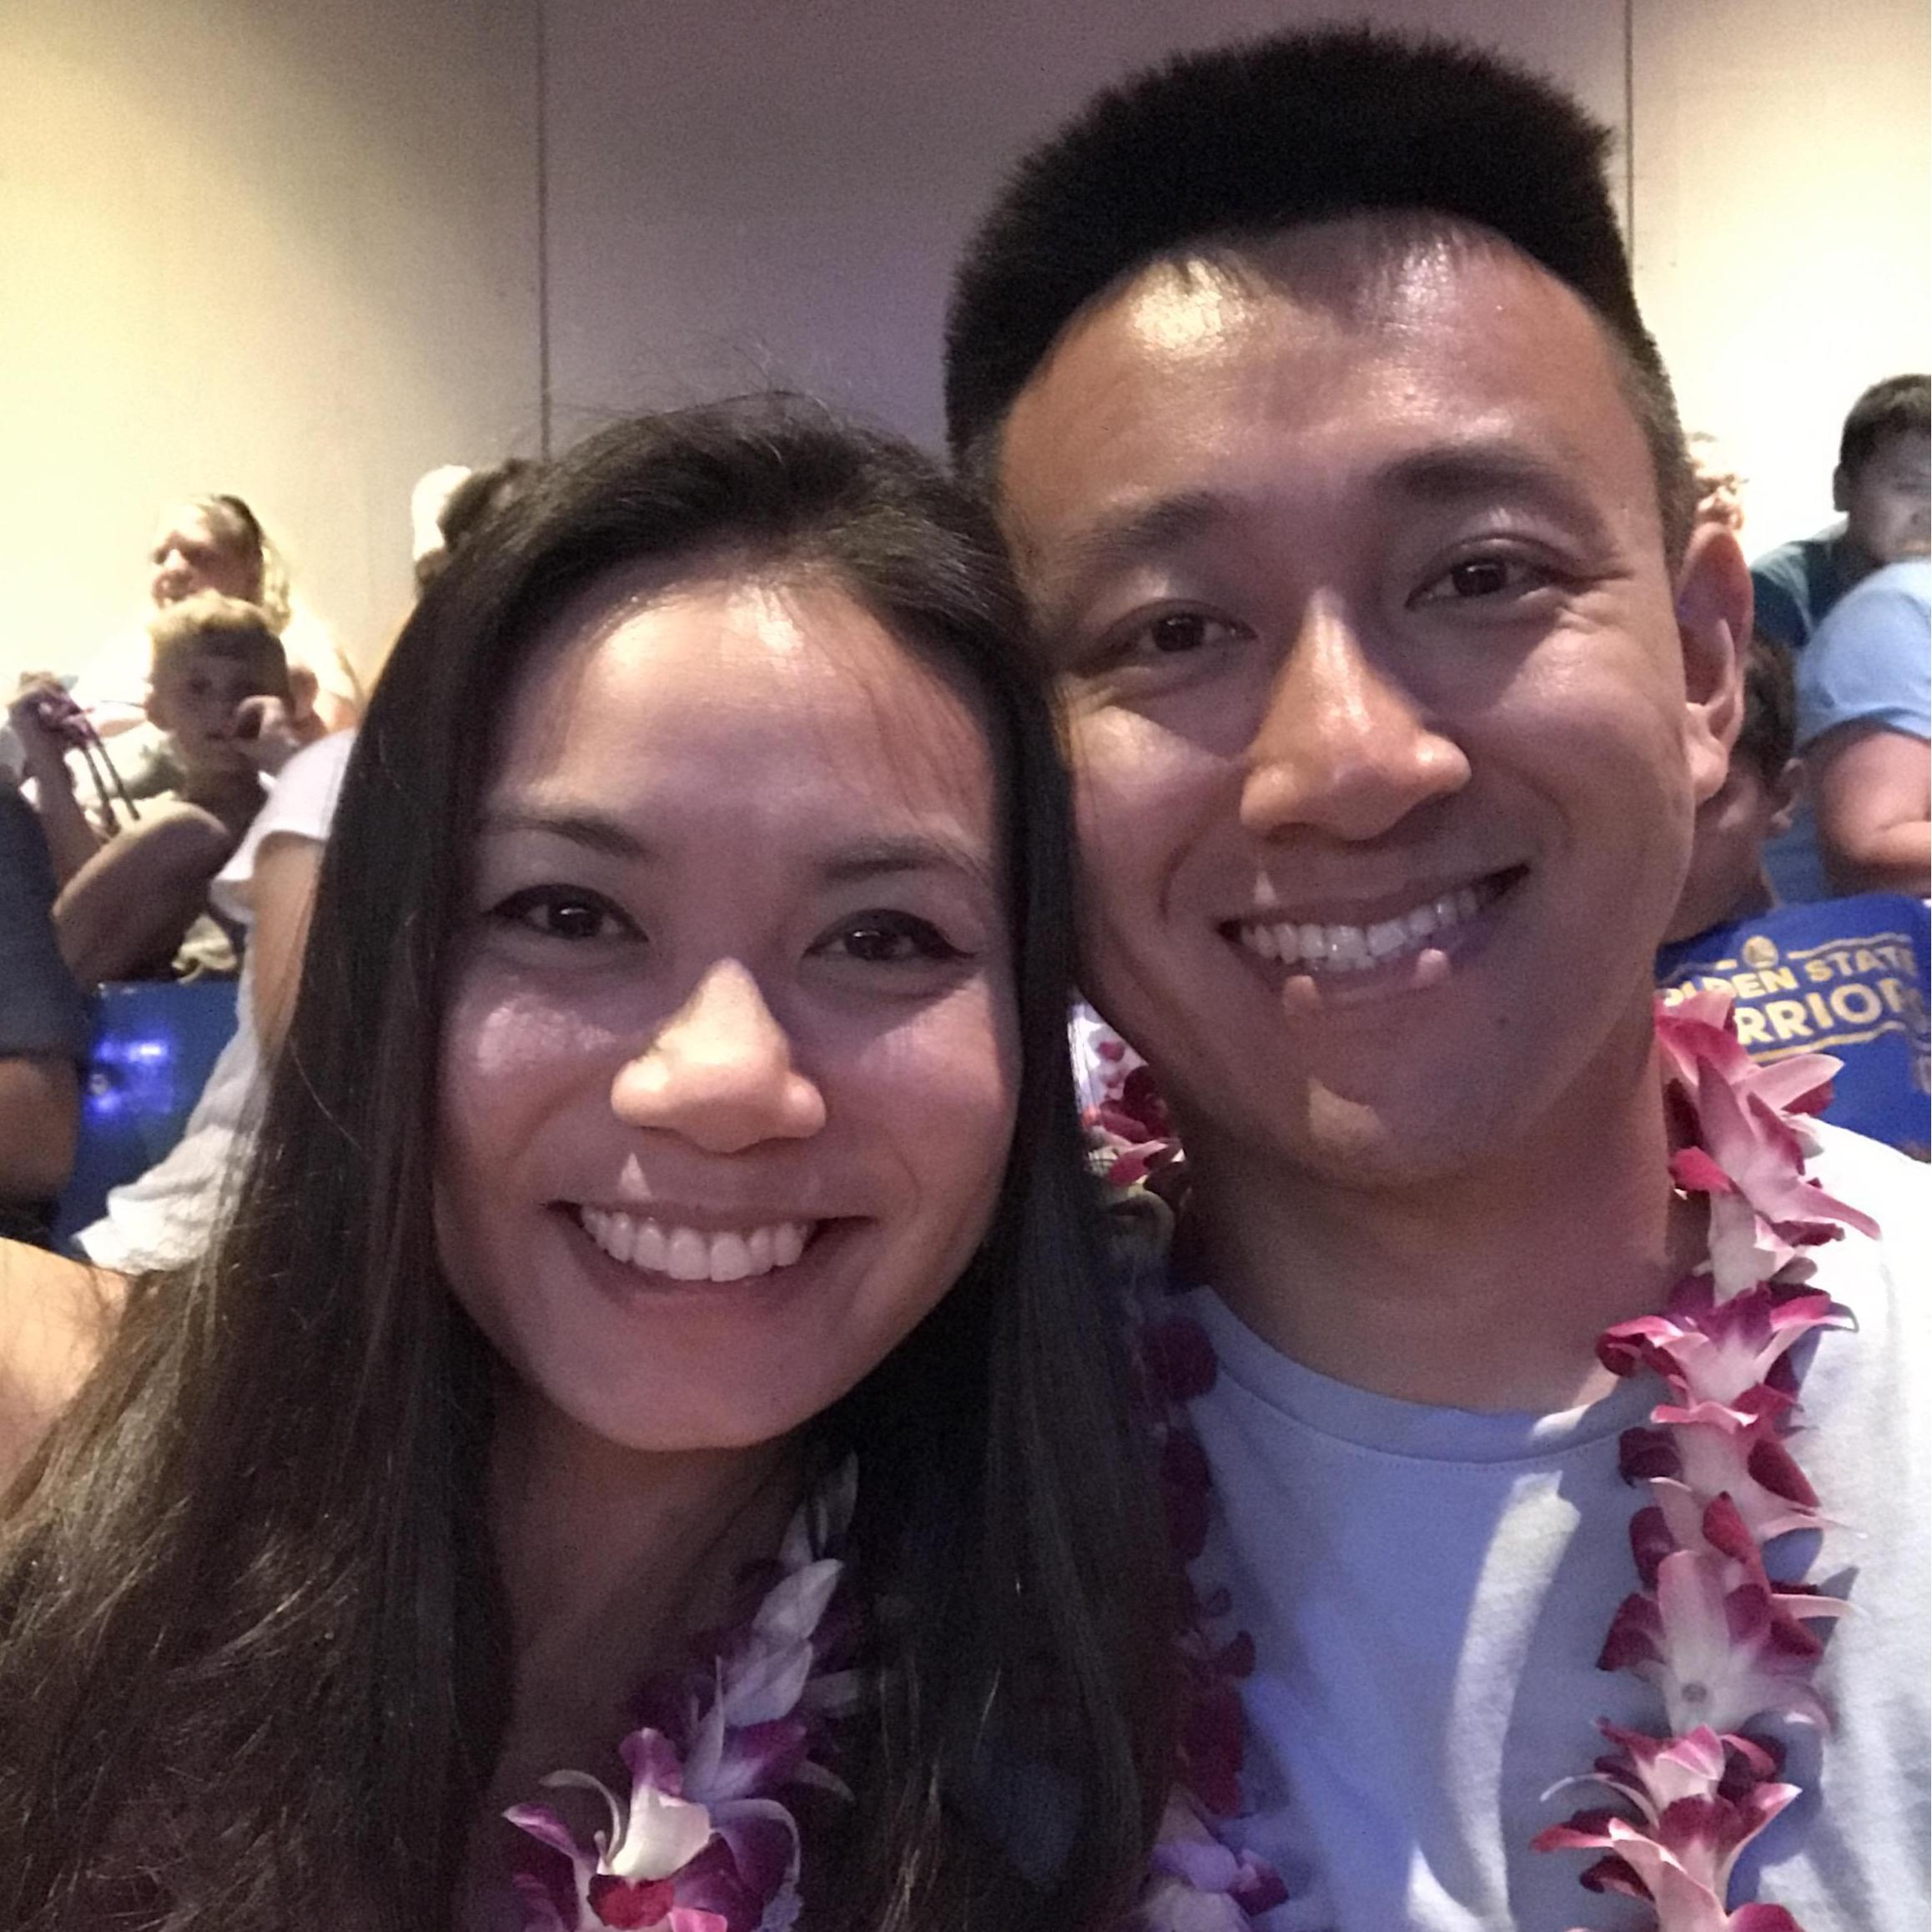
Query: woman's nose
609 958 828 1153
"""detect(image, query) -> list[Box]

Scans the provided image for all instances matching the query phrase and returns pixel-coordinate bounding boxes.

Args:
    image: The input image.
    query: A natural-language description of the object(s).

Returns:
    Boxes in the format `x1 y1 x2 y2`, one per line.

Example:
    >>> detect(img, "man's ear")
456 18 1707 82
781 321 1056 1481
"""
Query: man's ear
1674 521 1752 806
1832 463 1851 515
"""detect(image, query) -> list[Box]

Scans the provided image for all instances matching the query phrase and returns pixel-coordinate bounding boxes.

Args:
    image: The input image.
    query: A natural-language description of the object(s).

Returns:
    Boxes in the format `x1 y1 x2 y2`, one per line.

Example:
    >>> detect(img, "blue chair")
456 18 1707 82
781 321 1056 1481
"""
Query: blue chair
52 979 241 1250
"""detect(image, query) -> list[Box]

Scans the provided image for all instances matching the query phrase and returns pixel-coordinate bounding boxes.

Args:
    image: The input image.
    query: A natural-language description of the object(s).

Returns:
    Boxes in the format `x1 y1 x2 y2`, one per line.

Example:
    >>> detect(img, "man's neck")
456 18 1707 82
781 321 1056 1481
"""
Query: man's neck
1182 1043 1698 1415
1832 527 1882 596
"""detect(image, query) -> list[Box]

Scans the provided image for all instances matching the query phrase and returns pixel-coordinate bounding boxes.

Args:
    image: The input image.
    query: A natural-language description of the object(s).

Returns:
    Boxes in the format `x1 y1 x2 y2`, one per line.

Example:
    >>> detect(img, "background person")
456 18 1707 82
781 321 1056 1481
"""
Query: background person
73 456 544 1276
1751 374 1931 652
143 492 364 734
54 493 362 823
1797 555 1931 899
68 727 355 1271
13 594 319 984
0 783 90 1243
1666 636 1803 943
1662 635 1929 1157
0 399 1170 1932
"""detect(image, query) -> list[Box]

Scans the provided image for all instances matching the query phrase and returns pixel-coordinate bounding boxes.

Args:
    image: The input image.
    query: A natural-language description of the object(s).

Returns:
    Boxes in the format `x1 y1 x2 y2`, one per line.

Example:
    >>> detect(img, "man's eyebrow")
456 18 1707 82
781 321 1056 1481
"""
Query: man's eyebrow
1042 444 1610 594
1044 491 1233 584
1377 442 1612 529
478 807 656 861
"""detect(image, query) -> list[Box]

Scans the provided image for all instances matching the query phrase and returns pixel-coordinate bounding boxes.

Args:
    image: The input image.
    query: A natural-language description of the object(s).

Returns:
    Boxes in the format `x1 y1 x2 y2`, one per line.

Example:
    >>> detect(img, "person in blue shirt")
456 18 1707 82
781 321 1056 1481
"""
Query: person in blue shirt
1797 556 1931 898
1750 375 1929 652
1662 631 1928 1156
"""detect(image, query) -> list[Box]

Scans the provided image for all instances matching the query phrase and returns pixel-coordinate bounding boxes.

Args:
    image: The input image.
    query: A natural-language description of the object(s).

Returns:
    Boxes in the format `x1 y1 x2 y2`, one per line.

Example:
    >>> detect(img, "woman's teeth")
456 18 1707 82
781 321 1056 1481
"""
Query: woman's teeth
1235 883 1487 974
576 1208 813 1280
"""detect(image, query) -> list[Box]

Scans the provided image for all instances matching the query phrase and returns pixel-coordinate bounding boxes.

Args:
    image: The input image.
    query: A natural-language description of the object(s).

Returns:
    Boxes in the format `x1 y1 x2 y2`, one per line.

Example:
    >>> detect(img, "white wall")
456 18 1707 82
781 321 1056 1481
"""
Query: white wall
0 0 540 692
543 0 1625 454
3 0 1924 704
543 0 1926 553
1632 0 1930 552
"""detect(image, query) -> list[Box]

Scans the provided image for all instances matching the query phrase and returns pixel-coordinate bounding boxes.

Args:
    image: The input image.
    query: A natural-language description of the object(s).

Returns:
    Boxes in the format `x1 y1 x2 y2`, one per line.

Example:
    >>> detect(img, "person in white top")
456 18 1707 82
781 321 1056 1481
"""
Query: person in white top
73 729 355 1272
946 25 1927 1932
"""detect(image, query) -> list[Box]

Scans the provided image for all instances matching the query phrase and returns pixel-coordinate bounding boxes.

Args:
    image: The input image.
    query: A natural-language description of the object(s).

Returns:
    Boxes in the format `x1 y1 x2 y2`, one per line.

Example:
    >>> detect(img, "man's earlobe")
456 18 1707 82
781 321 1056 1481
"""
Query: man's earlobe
1673 521 1751 805
1832 464 1851 515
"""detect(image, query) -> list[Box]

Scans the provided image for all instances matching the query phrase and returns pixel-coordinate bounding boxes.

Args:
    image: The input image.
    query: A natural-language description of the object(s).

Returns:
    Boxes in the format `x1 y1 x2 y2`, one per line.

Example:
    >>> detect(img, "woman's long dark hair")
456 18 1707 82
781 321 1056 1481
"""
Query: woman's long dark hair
0 397 1172 1929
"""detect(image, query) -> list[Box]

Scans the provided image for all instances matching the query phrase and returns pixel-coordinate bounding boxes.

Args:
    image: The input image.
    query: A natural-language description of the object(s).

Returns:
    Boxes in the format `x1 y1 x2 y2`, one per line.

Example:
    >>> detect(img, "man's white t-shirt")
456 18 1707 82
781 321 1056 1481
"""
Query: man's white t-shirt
74 731 356 1272
1180 1122 1929 1932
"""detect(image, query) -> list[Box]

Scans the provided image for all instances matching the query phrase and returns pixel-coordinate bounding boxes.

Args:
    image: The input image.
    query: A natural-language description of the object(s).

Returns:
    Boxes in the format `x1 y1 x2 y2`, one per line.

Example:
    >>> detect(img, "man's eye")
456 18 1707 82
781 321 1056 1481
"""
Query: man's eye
1417 555 1546 604
488 886 636 942
819 908 968 965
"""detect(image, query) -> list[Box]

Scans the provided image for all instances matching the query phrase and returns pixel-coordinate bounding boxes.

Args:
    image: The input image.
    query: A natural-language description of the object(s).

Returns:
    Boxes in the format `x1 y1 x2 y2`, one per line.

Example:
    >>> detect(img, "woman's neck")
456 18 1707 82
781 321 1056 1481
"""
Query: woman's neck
487 1397 800 1778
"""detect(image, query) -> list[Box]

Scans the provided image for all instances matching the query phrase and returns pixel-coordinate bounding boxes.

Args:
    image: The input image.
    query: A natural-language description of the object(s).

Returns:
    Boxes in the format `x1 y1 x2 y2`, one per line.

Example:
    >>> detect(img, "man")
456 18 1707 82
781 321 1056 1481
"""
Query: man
1751 375 1931 654
945 28 1926 1931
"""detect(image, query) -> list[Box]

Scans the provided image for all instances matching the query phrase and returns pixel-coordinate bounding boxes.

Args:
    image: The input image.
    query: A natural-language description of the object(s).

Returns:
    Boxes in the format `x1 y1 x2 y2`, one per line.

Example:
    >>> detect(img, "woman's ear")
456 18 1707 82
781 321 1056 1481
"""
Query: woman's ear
1673 521 1753 807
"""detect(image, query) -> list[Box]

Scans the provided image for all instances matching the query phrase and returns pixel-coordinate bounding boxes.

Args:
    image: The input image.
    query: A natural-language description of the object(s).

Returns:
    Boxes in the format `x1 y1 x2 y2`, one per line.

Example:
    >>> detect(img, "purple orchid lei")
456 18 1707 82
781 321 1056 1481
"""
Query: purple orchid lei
504 1463 861 1932
503 991 1869 1932
1083 992 1878 1932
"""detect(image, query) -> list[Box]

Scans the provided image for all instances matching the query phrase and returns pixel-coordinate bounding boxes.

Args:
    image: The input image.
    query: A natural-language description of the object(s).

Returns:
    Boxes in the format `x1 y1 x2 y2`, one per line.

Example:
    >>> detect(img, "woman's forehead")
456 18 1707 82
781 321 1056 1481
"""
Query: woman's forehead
492 570 998 833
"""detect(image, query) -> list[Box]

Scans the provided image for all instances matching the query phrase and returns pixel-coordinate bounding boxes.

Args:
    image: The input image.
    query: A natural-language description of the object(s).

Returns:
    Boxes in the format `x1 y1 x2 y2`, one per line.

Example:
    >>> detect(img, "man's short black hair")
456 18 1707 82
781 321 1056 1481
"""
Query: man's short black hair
944 25 1694 555
1839 375 1930 477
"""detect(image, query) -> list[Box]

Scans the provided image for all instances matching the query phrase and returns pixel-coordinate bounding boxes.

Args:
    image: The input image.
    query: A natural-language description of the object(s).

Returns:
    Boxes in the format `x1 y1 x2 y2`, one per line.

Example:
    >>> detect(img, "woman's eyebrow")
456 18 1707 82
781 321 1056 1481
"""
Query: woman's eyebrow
819 834 996 891
477 807 656 862
475 816 994 888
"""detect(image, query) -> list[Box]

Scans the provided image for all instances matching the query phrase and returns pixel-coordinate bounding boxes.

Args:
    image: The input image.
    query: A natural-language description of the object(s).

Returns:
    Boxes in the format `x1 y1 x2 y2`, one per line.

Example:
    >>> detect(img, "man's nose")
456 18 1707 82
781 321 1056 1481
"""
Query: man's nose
1238 596 1469 843
610 958 828 1154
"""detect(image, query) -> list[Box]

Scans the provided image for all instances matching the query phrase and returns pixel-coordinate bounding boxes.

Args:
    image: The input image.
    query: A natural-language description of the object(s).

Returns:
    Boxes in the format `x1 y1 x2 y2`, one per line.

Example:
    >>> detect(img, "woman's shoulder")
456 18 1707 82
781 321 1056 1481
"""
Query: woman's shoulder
0 1239 121 1485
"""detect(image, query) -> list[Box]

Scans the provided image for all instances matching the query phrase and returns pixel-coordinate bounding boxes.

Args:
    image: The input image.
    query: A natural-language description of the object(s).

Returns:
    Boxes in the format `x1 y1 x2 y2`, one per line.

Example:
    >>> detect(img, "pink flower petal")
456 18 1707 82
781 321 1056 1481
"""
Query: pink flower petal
587 1875 675 1929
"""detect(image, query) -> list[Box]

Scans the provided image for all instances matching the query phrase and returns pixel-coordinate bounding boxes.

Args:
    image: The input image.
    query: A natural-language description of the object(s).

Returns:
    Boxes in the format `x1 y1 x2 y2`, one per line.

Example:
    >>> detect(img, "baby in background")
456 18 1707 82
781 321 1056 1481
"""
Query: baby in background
10 592 319 984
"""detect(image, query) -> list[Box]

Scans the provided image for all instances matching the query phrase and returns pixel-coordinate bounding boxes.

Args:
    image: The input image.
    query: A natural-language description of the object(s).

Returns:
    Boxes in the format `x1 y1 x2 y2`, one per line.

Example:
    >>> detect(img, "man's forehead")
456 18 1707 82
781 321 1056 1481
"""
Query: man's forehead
1140 214 1529 324
999 222 1638 494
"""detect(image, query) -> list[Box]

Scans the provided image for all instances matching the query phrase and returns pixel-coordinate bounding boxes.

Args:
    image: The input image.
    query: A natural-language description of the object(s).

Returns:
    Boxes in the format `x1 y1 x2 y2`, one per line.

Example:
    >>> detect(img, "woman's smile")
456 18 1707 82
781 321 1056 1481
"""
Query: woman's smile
435 567 1018 1452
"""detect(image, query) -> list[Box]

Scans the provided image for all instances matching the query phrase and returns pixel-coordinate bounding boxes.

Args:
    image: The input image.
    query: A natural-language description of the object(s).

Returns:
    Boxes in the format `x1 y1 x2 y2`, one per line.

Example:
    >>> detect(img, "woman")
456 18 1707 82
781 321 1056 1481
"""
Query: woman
0 399 1170 1929
147 492 365 733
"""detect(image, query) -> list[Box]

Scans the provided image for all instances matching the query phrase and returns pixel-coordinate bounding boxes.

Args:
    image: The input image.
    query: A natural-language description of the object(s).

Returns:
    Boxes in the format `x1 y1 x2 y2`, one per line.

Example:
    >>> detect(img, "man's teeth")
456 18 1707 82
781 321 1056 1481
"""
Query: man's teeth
1237 884 1485 974
576 1209 813 1280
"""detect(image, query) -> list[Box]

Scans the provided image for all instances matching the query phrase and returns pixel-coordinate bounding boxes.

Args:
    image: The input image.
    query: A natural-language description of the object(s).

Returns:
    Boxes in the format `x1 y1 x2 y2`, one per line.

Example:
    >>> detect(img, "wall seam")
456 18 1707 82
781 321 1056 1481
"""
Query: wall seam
536 0 553 458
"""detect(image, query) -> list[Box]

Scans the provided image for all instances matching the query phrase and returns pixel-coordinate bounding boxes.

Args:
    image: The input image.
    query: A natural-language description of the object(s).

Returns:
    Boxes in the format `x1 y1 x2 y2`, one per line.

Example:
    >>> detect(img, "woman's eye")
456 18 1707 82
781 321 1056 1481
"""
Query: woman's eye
1127 610 1245 657
819 908 968 966
487 885 636 943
